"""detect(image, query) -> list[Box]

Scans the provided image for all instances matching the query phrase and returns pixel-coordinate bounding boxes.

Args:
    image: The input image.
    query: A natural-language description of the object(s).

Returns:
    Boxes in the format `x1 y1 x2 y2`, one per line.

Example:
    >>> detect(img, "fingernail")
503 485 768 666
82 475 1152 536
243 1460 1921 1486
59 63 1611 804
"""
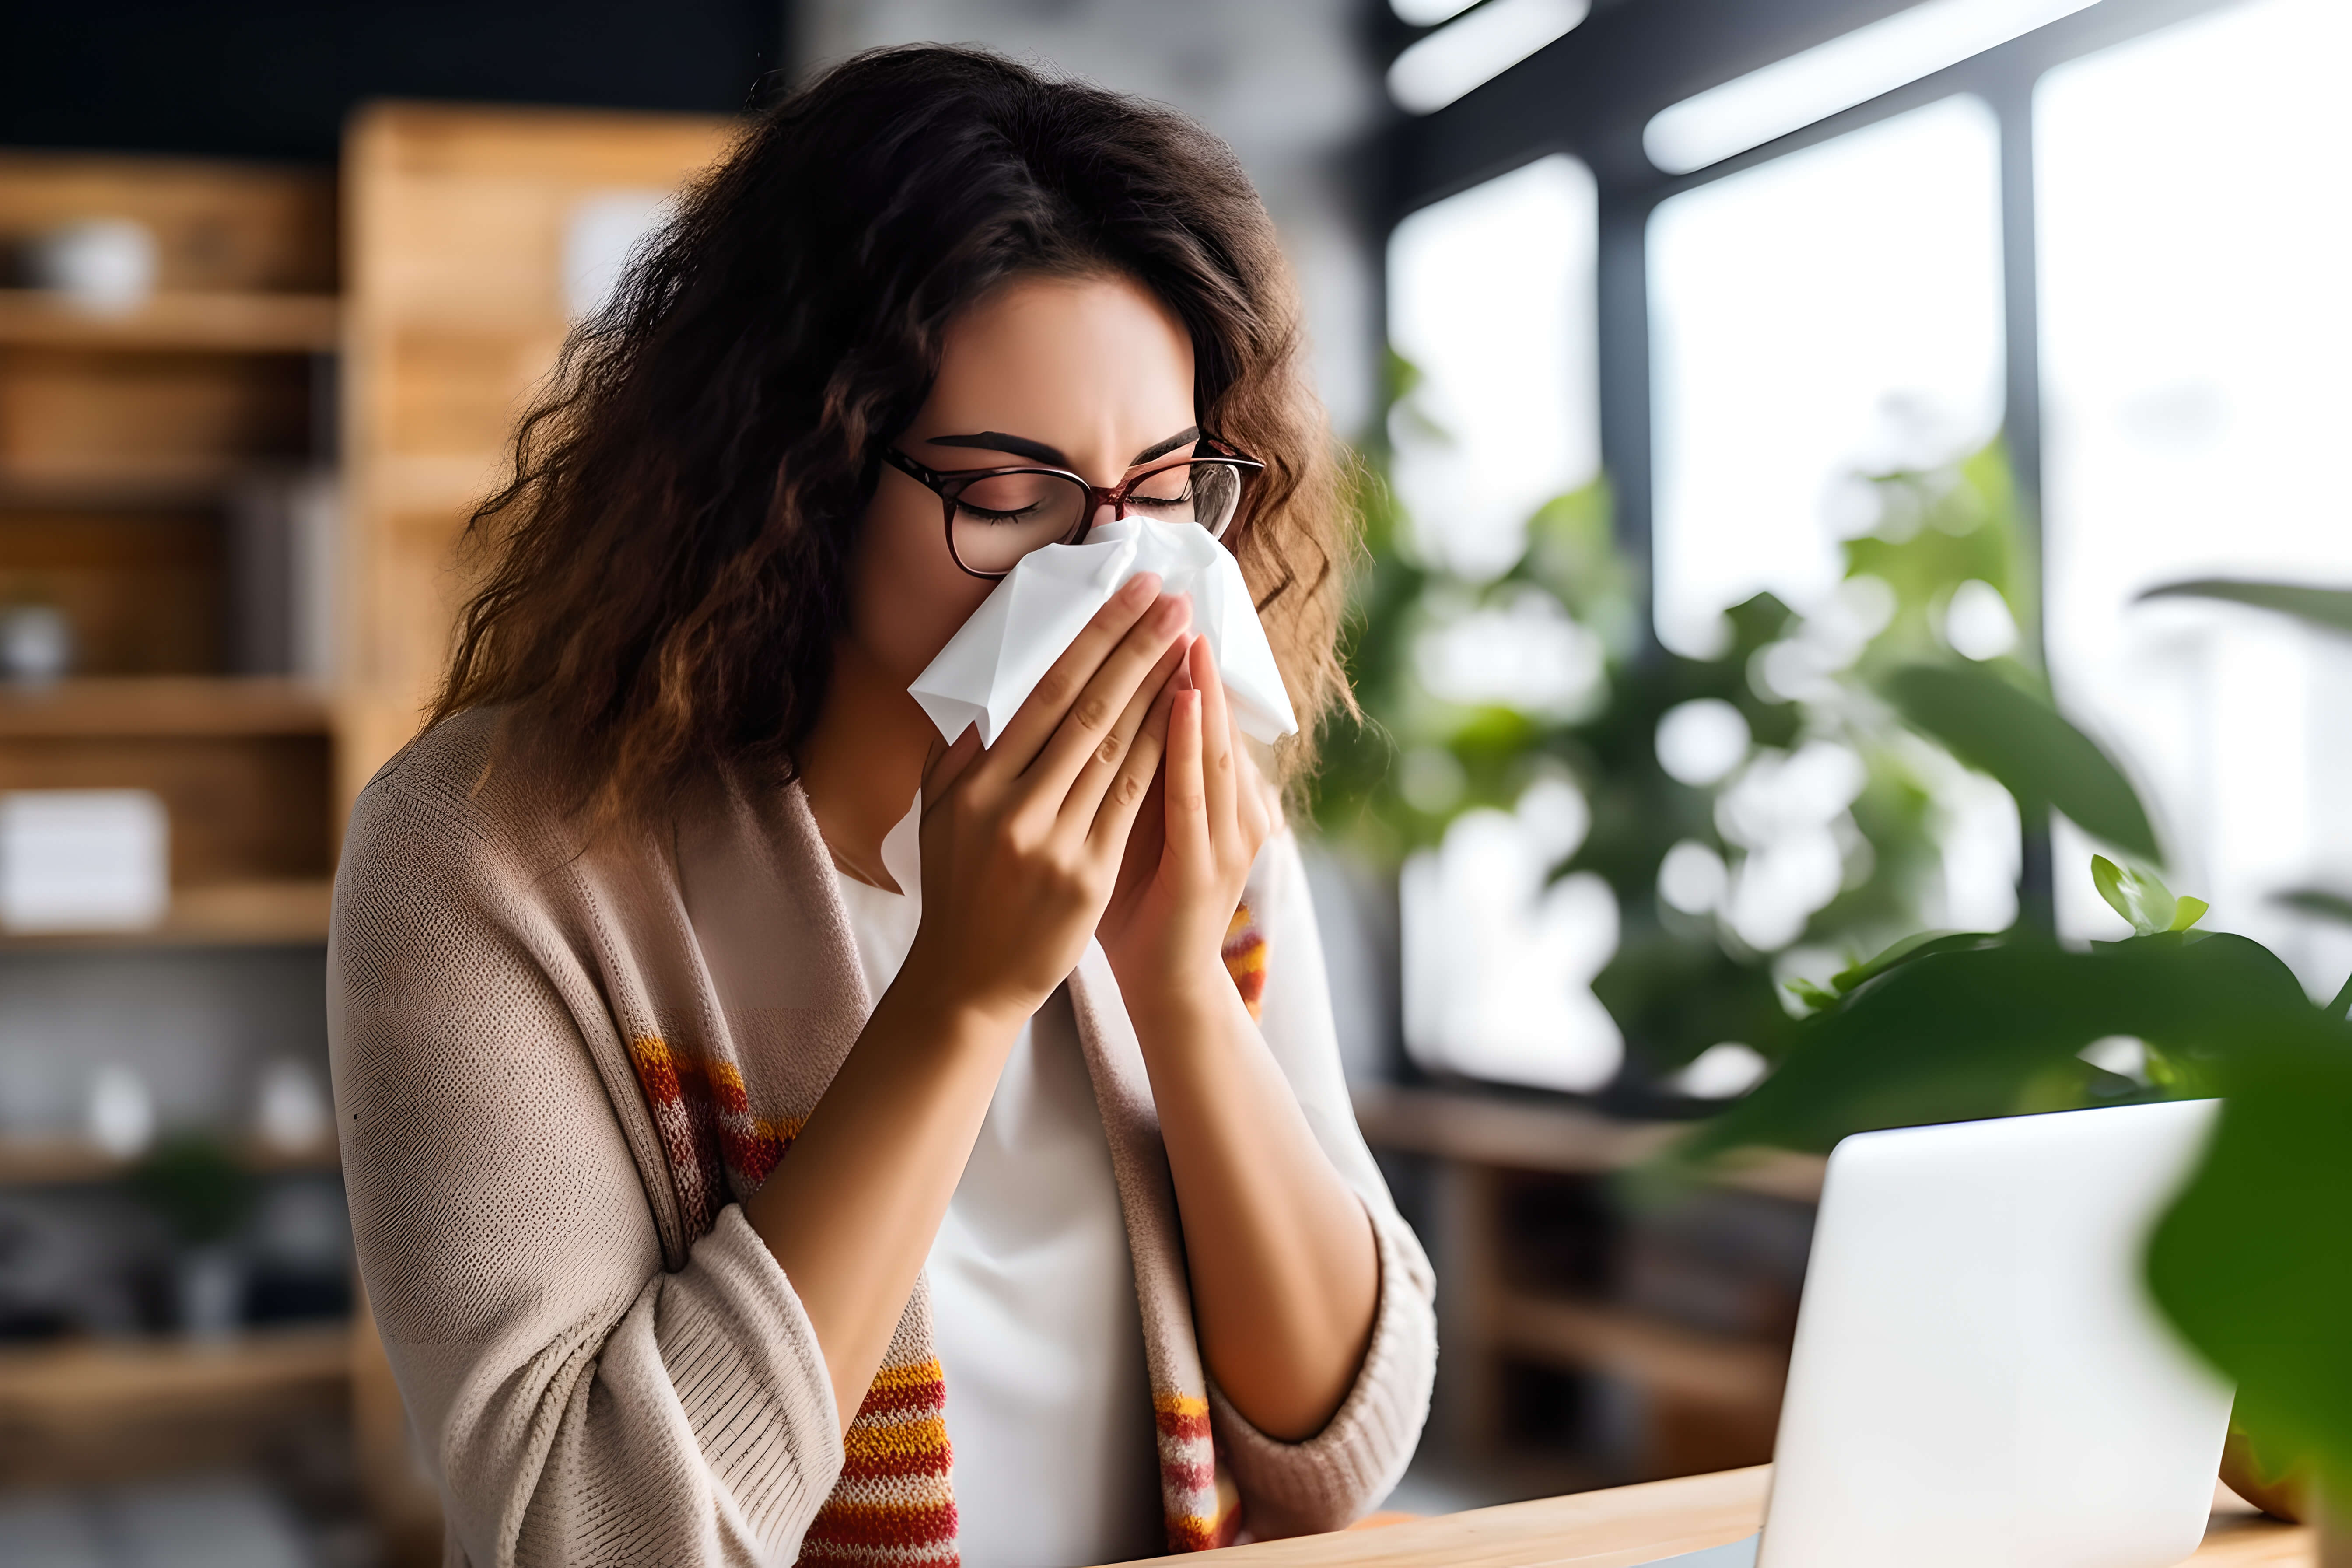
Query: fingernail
1154 594 1190 629
1122 573 1161 605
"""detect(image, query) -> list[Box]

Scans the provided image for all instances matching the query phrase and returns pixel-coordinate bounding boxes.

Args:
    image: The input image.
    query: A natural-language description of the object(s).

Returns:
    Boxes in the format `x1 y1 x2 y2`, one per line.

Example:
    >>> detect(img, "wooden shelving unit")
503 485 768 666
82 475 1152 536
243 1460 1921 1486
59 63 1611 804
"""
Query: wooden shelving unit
1358 1084 1819 1482
1353 1084 1826 1203
0 676 330 737
1486 1288 1789 1411
340 102 734 805
0 117 741 1550
0 454 265 508
0 880 333 949
0 1326 351 1488
0 1131 337 1186
0 1324 350 1420
0 289 340 353
0 155 339 938
0 150 353 1507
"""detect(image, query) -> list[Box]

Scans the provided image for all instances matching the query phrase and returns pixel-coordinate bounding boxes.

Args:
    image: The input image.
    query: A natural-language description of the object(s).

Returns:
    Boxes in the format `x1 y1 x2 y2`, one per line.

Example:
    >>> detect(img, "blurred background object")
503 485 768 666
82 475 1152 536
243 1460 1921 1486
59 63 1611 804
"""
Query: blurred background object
1 0 2345 1558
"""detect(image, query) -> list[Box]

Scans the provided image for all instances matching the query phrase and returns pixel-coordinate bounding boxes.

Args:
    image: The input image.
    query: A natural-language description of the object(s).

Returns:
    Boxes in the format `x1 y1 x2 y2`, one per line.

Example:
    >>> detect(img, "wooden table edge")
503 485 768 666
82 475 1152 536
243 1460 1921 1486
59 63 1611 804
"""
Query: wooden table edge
1108 1466 2312 1568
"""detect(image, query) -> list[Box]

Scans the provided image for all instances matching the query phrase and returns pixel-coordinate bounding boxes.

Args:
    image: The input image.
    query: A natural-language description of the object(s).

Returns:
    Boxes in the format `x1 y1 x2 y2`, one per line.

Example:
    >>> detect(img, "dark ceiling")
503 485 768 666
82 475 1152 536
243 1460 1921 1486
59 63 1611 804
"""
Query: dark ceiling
0 0 784 162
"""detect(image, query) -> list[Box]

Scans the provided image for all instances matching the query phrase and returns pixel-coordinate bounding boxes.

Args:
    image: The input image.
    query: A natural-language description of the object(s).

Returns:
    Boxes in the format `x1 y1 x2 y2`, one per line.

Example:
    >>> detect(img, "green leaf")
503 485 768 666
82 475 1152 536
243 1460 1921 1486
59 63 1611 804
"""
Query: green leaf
1885 664 2161 863
1785 976 1840 1015
2093 854 2177 936
2276 887 2352 926
1831 929 1998 994
2168 896 2209 932
2140 578 2352 636
1670 930 2310 1165
2147 1033 2352 1492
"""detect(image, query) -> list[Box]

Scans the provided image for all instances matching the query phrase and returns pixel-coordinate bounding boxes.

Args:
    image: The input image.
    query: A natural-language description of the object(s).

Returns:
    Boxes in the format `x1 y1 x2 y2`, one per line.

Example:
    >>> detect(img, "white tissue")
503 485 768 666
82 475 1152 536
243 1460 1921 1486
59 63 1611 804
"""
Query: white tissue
909 517 1298 747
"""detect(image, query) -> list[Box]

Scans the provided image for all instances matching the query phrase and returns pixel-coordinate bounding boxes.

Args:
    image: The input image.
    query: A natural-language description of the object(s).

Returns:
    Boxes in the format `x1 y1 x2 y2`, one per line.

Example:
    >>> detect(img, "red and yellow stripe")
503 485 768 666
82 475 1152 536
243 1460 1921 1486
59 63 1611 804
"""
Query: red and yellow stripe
799 1358 958 1566
1222 903 1268 1020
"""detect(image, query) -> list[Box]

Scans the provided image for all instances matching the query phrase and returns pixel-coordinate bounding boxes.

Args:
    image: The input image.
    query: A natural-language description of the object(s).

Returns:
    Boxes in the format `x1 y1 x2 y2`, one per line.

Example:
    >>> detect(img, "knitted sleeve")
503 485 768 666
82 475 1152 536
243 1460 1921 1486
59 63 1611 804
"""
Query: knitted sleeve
328 766 845 1568
1204 830 1438 1536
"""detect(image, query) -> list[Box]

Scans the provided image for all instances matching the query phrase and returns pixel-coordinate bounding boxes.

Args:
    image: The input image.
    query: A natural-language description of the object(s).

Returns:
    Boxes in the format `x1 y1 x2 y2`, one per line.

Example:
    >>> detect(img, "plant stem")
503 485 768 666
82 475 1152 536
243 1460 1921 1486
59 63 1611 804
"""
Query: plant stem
2328 970 2352 1020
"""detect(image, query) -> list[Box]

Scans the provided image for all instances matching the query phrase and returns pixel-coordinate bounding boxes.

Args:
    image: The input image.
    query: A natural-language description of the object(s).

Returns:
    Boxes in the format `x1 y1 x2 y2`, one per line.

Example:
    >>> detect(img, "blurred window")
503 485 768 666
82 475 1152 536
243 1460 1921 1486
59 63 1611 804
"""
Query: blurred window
1386 155 1612 1090
2036 0 2352 987
1648 94 2006 657
1643 0 2097 175
1386 152 1600 578
1387 0 1593 115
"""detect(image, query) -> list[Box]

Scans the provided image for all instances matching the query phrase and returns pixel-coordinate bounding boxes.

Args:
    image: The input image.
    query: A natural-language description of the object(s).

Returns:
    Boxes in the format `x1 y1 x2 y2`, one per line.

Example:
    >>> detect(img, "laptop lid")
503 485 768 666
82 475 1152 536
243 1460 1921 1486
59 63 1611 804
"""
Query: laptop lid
1756 1099 2233 1568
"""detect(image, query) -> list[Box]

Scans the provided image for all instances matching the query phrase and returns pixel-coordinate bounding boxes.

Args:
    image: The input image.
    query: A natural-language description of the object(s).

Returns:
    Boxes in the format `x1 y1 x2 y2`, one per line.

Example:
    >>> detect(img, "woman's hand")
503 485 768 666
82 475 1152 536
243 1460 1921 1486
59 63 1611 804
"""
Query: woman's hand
1097 635 1276 1010
896 573 1190 1029
1095 637 1377 1442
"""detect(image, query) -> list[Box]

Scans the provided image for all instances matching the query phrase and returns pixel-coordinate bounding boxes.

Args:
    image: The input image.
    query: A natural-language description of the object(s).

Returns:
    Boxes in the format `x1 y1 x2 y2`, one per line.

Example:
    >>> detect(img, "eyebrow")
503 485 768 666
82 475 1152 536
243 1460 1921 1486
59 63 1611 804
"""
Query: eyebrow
927 426 1200 470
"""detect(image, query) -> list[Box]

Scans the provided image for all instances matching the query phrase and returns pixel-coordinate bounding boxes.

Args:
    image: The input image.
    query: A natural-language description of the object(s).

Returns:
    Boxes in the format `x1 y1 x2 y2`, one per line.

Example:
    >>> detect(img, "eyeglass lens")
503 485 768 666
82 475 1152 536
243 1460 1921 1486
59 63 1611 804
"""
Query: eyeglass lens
949 461 1246 576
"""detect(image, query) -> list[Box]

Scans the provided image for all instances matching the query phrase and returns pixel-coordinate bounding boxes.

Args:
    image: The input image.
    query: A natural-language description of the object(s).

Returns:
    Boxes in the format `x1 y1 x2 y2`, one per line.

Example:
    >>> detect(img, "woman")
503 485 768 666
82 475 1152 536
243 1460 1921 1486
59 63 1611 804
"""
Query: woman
329 45 1435 1568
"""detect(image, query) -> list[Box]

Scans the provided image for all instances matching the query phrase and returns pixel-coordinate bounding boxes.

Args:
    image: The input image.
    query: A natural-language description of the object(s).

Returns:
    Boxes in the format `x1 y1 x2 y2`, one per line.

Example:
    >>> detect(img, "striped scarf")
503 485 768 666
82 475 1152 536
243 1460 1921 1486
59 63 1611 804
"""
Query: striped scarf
626 906 1270 1566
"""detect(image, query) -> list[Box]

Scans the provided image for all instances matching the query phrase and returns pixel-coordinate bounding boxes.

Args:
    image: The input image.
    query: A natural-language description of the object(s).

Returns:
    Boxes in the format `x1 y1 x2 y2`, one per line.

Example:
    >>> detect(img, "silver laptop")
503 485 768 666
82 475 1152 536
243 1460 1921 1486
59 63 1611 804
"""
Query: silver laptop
1655 1099 2234 1568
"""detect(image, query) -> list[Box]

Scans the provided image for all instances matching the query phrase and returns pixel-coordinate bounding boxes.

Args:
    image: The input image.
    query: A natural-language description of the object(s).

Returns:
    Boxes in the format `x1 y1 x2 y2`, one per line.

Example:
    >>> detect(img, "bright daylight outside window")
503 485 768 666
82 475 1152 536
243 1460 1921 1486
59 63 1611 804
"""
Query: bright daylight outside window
1386 154 1619 1092
1648 93 2021 939
2036 0 2352 989
1648 93 2005 660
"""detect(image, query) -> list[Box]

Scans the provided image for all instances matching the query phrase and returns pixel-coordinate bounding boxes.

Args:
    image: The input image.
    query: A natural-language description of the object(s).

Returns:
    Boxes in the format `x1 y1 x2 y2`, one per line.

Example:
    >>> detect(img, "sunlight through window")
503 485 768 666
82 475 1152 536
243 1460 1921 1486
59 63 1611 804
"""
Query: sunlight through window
2037 0 2352 990
1648 95 2004 658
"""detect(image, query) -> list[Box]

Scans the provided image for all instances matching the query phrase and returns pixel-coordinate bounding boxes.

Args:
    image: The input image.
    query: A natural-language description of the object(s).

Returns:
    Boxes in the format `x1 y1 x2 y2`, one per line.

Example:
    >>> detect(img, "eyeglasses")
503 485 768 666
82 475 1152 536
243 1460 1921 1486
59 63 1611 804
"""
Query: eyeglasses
883 439 1266 579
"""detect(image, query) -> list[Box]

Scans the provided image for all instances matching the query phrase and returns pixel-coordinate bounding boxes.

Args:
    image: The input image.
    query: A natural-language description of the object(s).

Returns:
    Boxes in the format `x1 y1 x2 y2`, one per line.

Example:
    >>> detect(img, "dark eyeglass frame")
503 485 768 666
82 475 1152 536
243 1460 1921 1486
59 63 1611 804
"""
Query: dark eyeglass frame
882 438 1267 580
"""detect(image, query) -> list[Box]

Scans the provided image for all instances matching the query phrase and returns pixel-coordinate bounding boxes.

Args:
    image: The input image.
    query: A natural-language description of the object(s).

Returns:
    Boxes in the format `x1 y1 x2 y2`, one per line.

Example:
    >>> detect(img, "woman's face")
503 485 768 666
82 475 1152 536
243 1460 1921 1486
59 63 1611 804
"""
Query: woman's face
846 271 1200 684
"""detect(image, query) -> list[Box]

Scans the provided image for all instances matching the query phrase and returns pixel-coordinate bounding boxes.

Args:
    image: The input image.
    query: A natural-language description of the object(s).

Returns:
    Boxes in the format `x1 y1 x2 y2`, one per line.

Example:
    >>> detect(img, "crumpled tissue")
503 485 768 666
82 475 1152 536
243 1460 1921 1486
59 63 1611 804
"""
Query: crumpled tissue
909 517 1298 747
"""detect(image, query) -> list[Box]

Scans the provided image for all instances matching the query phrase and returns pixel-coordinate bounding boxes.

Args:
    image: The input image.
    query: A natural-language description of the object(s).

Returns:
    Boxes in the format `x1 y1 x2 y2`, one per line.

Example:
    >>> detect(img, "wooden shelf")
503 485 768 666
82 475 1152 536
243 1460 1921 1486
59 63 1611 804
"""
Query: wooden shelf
0 289 339 353
1488 1288 1788 1411
0 878 333 949
0 1324 348 1430
0 452 253 507
0 1131 337 1186
0 676 331 738
1352 1084 1827 1204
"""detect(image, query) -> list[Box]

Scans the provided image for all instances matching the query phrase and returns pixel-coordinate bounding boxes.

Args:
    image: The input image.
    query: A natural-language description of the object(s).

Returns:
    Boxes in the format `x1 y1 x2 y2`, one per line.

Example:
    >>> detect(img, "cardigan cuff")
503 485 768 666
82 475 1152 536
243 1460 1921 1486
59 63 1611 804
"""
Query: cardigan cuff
1205 1200 1438 1537
655 1203 848 1549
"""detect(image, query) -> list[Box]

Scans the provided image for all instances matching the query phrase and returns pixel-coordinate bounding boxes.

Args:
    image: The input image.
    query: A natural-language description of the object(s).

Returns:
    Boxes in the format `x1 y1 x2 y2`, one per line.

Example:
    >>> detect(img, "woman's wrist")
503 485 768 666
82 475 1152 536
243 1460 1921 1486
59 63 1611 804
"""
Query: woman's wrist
879 942 1039 1048
1110 948 1239 1031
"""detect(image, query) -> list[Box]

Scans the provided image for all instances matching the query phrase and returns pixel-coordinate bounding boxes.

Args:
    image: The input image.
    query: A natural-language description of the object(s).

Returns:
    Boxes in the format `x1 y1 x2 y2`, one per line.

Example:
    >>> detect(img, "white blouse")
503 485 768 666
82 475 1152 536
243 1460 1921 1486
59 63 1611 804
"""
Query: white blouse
830 797 1164 1568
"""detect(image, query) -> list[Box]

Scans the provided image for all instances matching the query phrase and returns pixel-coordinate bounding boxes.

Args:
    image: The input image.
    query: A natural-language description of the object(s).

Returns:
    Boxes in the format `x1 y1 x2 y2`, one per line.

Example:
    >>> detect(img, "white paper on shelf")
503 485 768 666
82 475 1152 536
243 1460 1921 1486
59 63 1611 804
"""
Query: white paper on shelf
0 788 169 932
908 517 1298 747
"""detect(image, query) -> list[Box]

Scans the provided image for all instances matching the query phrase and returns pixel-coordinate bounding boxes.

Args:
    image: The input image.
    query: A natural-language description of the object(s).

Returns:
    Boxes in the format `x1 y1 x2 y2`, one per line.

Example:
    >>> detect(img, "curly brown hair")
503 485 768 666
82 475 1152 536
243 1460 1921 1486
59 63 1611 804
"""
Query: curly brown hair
430 44 1356 822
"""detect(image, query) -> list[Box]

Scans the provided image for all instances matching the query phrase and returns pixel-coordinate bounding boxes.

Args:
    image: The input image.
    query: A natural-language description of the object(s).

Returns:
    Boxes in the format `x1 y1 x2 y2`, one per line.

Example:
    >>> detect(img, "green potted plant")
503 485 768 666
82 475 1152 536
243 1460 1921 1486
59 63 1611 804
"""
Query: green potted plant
131 1132 258 1340
1664 580 2352 1557
1313 355 2033 1096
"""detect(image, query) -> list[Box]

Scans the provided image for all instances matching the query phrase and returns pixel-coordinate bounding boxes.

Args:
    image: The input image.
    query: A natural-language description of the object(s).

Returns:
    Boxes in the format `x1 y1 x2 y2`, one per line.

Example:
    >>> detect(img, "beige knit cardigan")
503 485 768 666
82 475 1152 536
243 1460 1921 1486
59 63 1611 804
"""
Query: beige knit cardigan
327 709 1437 1568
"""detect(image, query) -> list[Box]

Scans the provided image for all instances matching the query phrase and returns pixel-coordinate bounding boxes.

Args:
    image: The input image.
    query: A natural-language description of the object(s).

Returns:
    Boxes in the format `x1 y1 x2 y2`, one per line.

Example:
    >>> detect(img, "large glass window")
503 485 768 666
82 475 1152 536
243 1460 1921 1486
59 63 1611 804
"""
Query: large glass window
2036 0 2352 987
1385 155 1616 1091
1648 94 2006 655
1386 152 1600 578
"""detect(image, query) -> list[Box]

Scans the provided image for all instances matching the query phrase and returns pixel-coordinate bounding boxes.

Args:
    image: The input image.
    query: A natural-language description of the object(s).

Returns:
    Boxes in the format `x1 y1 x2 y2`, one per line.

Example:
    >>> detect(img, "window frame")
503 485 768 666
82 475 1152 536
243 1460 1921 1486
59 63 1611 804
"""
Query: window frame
1378 0 2258 922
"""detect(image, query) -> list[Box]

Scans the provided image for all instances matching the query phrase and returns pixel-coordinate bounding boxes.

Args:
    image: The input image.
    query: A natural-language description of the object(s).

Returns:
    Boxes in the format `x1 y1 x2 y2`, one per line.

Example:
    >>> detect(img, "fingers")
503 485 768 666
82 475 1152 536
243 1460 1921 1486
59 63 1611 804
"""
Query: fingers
1060 637 1186 832
1190 637 1239 845
1163 680 1212 869
1087 672 1180 858
984 574 1165 778
1234 720 1274 851
1022 591 1192 805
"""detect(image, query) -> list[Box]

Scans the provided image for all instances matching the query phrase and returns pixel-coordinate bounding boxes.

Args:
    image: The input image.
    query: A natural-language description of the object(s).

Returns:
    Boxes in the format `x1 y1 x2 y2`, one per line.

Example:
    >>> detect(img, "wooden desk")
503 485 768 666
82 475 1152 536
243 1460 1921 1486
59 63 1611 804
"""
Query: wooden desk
1128 1467 2313 1567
